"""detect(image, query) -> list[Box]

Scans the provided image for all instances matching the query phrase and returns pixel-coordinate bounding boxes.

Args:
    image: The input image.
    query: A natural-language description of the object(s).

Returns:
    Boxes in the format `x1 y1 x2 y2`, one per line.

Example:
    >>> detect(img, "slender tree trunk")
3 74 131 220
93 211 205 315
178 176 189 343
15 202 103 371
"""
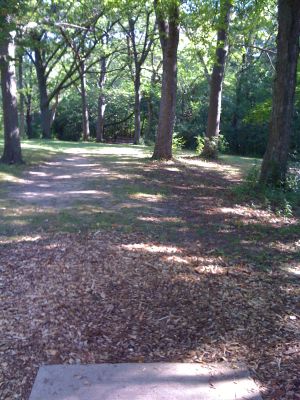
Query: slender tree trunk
133 69 141 144
96 56 107 142
96 94 106 142
0 34 23 164
203 0 232 158
34 48 52 139
133 70 141 144
26 94 33 139
152 2 180 160
260 0 300 186
80 62 90 141
18 54 25 137
146 97 154 140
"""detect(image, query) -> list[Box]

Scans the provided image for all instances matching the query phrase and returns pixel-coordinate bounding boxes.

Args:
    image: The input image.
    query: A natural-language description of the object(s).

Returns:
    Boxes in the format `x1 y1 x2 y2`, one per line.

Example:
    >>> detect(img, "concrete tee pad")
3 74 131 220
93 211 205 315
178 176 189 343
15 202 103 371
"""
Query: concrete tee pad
29 363 262 400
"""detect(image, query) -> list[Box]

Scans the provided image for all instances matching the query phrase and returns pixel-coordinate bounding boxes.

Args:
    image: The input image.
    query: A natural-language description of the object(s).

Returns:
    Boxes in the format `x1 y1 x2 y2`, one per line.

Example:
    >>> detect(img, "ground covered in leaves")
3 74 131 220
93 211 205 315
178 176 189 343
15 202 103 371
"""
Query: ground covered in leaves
0 144 299 399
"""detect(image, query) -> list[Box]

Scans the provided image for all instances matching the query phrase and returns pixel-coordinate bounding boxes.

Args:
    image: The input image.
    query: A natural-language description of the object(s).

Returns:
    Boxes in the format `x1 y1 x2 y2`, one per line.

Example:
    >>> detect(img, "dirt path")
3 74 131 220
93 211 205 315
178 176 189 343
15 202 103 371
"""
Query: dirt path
8 155 111 208
1 149 299 400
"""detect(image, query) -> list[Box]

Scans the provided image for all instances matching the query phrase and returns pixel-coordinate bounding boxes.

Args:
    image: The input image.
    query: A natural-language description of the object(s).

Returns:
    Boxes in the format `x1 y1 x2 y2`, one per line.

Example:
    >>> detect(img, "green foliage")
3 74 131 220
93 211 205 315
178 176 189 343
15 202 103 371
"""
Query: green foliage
172 133 185 151
218 134 229 153
196 134 229 157
233 165 300 217
195 135 205 154
53 95 82 141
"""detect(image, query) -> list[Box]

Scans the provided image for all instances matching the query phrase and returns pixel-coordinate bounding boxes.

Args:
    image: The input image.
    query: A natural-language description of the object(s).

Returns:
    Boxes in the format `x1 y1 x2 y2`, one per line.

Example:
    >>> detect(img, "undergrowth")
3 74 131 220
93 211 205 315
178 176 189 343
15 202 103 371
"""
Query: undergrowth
233 165 300 217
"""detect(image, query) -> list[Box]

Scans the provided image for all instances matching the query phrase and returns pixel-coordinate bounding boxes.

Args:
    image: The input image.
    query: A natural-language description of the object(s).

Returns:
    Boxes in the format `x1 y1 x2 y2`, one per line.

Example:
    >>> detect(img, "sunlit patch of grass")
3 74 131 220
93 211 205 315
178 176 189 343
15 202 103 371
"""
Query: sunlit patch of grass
175 152 261 179
129 192 165 202
0 139 152 184
219 154 261 175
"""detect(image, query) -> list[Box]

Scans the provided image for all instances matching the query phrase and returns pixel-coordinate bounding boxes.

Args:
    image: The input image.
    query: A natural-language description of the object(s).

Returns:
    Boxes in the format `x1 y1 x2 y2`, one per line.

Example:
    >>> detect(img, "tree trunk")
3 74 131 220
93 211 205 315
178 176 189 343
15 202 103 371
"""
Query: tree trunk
26 94 33 139
260 0 300 186
133 69 141 144
34 47 52 139
18 54 25 137
152 3 180 160
146 97 154 140
203 0 232 159
80 62 90 141
96 56 107 142
0 34 23 164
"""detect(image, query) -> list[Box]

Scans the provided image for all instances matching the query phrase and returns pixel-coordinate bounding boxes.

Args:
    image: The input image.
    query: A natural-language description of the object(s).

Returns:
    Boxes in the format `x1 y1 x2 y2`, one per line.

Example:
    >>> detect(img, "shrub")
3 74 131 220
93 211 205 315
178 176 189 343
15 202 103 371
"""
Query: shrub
195 135 205 154
233 165 300 217
172 133 186 151
195 134 229 157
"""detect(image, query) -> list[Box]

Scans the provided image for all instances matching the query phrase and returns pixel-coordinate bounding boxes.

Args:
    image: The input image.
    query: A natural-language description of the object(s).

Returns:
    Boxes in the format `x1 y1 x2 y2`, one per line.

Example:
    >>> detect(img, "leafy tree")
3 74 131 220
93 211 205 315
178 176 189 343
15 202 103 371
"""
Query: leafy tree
202 0 232 159
120 2 156 144
260 0 300 186
152 0 180 160
0 2 23 163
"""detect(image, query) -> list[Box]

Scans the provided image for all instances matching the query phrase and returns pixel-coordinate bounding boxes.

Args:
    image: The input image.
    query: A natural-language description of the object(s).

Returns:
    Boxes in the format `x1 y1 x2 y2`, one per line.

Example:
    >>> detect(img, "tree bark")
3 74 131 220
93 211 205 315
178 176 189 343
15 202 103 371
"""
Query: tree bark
152 2 180 160
96 56 107 142
203 0 232 158
18 53 25 137
133 69 141 144
260 0 300 186
79 61 90 141
124 12 155 145
34 47 52 139
26 93 33 139
146 96 154 140
0 33 23 164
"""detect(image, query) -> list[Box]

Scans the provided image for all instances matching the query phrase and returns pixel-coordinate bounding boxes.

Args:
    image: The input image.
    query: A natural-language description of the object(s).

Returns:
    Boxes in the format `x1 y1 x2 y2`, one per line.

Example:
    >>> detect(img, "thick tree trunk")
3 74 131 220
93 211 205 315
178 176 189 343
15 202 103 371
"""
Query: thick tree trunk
133 70 141 144
18 54 25 137
80 62 90 141
34 48 52 139
0 34 23 164
152 3 180 160
96 56 107 142
260 0 300 186
203 0 232 158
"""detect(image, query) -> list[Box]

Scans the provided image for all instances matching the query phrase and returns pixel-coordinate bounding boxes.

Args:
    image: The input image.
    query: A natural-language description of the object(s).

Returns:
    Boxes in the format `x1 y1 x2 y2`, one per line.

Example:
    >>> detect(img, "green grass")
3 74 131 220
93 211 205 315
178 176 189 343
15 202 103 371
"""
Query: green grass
232 164 300 216
0 139 151 183
219 154 261 175
1 139 298 240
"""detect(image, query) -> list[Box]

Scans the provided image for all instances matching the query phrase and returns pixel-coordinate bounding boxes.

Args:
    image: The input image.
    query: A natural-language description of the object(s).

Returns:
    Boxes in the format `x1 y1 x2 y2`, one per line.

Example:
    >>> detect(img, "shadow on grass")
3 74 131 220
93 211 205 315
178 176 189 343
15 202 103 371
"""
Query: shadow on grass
0 148 299 272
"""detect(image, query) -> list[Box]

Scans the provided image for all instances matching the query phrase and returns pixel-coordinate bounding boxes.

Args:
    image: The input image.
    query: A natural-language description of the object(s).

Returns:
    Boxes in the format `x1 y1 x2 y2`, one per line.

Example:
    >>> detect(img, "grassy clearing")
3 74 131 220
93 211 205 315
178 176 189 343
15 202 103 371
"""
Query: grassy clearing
1 140 298 245
0 139 151 183
219 154 261 175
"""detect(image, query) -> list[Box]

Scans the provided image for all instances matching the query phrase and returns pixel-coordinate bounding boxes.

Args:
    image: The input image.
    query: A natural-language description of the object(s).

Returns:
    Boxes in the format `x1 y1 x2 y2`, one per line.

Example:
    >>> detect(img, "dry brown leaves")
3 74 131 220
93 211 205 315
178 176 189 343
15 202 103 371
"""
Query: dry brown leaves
0 230 299 400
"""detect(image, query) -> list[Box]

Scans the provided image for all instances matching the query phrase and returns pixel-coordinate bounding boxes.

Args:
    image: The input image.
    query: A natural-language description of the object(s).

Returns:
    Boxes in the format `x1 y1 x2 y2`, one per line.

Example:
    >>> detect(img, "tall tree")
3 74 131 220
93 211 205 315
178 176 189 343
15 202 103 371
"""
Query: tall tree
18 51 26 137
260 0 300 186
96 48 107 142
121 8 155 144
202 0 232 158
0 15 23 164
152 0 180 160
79 60 90 141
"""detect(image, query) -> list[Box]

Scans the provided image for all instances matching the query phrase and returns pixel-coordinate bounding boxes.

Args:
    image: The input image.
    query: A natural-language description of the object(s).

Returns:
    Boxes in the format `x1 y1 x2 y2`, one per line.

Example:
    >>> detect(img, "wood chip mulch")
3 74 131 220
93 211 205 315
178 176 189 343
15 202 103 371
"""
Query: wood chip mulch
1 231 299 400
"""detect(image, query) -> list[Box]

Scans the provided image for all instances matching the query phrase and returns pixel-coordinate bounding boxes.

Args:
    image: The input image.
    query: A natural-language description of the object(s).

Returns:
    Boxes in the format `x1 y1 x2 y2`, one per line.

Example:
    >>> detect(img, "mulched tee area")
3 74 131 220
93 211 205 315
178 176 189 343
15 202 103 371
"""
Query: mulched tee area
0 154 299 400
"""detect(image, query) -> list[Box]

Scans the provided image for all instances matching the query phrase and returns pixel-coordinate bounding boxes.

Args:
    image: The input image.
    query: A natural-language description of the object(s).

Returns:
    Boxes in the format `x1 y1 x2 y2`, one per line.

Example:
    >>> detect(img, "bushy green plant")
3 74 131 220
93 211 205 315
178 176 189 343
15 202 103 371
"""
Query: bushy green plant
195 134 229 157
218 134 229 153
233 165 299 217
195 135 205 154
172 133 186 151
